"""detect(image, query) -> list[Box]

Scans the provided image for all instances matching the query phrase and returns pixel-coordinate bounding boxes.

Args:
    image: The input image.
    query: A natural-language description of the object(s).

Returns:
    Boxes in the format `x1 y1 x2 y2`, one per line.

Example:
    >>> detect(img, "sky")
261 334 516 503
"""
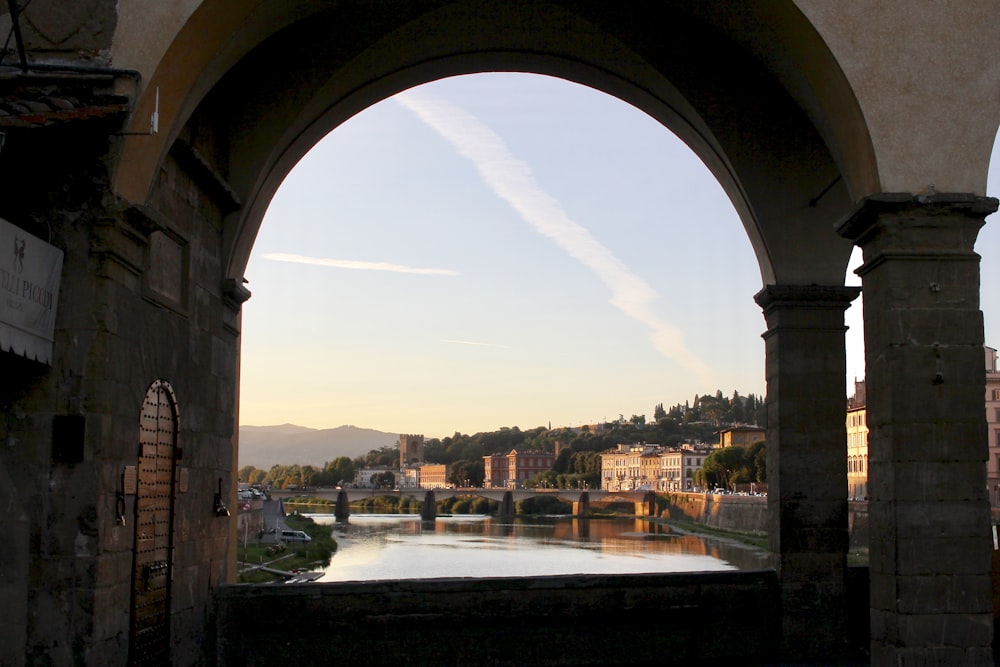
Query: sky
238 73 1000 439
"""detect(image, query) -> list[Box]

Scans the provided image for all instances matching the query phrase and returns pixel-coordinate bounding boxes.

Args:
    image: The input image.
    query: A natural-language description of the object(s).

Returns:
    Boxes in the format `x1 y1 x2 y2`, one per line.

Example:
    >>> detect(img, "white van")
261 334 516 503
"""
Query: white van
280 530 312 543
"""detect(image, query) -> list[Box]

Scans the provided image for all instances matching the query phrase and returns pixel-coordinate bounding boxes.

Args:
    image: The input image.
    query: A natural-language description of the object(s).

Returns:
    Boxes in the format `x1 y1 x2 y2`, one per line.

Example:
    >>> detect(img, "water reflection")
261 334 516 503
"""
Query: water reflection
308 514 768 582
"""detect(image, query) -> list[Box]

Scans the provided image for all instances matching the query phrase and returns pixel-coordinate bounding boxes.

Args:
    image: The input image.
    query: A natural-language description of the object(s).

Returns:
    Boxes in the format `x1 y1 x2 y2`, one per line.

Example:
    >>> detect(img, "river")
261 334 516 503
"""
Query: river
307 513 768 582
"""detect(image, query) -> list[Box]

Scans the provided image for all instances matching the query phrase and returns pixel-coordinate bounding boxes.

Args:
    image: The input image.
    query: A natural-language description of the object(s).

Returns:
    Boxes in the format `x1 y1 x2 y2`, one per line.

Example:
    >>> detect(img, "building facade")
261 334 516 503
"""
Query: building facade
986 347 1000 504
600 444 708 492
483 449 555 488
355 465 397 489
847 380 869 500
659 448 710 492
419 464 450 489
718 425 766 449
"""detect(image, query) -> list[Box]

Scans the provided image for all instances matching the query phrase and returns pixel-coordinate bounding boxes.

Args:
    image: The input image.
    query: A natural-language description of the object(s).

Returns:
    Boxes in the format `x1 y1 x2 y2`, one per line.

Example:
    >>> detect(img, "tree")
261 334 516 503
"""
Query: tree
238 465 256 483
747 441 767 483
730 390 745 423
653 403 667 420
372 471 395 488
700 446 752 490
323 456 354 486
448 459 485 487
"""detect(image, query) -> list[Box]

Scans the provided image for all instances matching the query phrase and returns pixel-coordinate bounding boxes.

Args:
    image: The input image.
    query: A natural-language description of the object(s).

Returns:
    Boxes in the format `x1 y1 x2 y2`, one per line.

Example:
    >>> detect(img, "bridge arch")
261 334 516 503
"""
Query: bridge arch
0 2 994 664
114 0 872 288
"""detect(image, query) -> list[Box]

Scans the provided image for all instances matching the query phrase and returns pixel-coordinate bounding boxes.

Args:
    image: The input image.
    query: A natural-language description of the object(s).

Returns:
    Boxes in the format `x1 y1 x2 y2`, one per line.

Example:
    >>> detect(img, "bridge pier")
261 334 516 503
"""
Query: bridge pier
420 490 436 521
573 491 590 517
633 491 656 517
334 489 350 521
500 491 515 518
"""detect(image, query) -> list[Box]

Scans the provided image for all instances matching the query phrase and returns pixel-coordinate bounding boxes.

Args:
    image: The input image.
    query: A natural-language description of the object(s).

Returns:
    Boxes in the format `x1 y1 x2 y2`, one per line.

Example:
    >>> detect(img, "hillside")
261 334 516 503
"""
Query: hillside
238 424 398 468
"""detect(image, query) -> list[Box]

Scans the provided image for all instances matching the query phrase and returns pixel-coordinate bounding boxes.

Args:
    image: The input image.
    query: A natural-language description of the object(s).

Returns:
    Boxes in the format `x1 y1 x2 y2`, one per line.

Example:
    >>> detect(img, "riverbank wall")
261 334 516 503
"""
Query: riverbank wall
656 492 870 549
657 492 768 535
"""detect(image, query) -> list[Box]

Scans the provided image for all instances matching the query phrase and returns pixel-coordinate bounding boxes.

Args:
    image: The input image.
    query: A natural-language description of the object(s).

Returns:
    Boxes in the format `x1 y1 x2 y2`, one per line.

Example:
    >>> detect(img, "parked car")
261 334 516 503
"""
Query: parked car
280 530 312 543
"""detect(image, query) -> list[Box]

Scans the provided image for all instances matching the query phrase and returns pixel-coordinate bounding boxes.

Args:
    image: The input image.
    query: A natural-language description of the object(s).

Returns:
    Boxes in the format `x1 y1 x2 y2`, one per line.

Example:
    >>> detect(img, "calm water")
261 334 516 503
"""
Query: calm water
308 514 768 582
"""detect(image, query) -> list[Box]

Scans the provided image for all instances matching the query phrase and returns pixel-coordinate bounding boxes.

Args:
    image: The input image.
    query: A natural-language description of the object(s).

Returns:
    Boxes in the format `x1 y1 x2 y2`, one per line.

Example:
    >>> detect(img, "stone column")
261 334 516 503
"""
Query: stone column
837 193 997 665
754 284 860 662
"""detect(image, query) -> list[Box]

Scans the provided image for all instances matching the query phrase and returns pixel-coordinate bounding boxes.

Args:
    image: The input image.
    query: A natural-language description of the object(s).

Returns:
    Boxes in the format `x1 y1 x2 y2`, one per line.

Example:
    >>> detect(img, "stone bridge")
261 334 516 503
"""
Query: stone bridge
2 3 999 665
274 488 657 520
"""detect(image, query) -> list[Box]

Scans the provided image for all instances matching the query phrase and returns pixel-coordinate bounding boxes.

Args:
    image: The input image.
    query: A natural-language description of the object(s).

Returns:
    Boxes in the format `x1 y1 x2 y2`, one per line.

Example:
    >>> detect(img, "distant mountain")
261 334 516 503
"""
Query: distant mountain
238 424 399 468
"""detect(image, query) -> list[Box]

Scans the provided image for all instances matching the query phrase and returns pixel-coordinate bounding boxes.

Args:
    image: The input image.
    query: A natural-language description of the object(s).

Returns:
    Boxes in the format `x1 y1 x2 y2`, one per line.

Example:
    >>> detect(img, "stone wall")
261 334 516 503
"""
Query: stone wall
0 110 239 664
658 492 769 535
217 572 782 666
657 493 869 551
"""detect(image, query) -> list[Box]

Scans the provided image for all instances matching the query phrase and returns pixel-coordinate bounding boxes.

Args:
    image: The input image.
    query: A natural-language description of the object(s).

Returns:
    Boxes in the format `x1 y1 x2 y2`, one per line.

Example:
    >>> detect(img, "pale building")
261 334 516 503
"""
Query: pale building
658 448 709 492
986 347 1000 504
846 380 869 500
599 444 659 491
355 465 397 489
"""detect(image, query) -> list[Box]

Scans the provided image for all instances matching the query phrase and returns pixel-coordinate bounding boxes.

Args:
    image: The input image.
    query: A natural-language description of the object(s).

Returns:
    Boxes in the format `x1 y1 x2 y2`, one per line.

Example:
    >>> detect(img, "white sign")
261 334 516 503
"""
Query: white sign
0 217 63 364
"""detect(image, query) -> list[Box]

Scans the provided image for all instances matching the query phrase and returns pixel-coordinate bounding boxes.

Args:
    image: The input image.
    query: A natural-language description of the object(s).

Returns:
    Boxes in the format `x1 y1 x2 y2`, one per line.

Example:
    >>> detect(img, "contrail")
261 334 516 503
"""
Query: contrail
396 89 714 383
262 252 459 276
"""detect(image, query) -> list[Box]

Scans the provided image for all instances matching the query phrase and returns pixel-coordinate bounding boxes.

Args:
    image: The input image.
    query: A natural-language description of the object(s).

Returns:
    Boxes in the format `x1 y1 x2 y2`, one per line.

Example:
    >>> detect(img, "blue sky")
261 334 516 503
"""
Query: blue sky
238 73 999 438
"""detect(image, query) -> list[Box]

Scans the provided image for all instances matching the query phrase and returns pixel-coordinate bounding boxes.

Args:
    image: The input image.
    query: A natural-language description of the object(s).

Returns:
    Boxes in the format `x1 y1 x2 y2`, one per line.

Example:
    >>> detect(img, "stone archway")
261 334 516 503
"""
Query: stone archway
0 2 996 665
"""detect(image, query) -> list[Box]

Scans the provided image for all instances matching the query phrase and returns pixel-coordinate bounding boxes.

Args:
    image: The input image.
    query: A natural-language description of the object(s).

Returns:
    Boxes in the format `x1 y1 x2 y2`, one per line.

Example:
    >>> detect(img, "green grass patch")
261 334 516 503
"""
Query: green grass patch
236 514 337 584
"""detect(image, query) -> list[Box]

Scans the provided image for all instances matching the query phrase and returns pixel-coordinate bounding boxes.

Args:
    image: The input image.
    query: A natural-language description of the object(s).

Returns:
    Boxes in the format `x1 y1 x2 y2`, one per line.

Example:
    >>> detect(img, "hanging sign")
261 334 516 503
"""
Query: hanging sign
0 217 63 365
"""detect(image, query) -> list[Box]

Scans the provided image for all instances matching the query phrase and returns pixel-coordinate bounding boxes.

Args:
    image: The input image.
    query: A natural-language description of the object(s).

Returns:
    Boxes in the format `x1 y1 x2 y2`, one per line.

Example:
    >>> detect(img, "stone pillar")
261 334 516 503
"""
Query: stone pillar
634 491 656 517
500 491 515 518
334 489 350 521
420 490 437 521
837 193 997 665
573 491 590 517
754 283 860 662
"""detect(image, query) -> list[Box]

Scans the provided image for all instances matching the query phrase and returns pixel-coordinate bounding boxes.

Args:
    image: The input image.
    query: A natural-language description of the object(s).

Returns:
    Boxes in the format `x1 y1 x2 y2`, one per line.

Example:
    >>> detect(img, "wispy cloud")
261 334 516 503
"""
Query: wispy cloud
441 338 512 349
396 90 713 382
262 252 459 276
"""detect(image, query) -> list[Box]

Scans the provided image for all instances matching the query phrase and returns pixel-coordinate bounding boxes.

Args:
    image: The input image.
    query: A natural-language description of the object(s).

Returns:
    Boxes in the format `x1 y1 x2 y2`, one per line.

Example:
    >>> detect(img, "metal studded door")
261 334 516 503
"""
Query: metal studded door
129 380 179 666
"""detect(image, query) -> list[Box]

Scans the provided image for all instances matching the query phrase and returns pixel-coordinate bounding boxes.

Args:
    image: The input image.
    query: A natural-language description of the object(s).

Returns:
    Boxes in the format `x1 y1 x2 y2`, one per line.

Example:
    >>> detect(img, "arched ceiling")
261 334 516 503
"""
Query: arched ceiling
114 0 872 287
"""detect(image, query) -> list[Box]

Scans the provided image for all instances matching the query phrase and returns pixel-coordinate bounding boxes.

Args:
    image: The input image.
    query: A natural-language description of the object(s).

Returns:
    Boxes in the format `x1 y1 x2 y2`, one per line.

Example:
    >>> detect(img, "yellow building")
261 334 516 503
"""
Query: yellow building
419 464 450 489
717 426 765 449
846 380 868 500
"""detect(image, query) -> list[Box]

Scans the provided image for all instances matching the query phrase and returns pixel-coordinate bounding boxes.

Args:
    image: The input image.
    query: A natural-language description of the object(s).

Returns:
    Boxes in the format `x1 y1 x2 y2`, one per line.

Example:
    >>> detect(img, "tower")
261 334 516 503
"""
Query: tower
399 434 425 467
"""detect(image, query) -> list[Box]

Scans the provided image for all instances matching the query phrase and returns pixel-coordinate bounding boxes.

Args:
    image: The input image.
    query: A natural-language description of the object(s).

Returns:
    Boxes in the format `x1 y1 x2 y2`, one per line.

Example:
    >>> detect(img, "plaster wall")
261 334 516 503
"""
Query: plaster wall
795 1 1000 194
